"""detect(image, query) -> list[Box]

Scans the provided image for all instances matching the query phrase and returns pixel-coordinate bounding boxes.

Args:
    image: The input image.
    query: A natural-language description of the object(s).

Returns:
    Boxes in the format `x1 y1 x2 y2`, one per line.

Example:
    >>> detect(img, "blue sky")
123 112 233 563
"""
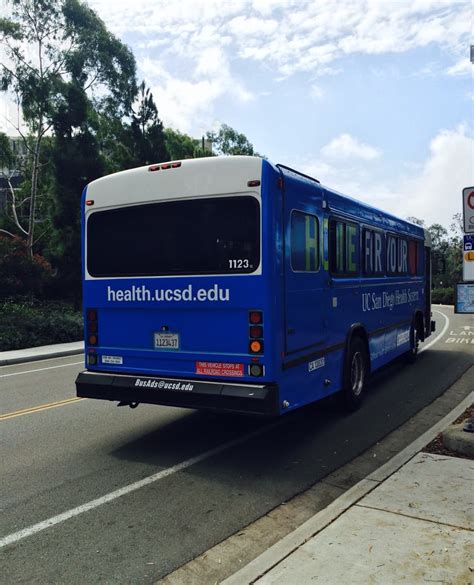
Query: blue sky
1 0 472 228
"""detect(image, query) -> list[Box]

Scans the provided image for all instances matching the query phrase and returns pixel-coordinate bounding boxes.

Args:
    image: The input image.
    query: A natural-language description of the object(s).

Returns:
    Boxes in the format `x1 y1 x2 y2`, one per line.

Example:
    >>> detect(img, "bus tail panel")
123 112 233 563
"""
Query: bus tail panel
76 371 279 416
82 274 274 384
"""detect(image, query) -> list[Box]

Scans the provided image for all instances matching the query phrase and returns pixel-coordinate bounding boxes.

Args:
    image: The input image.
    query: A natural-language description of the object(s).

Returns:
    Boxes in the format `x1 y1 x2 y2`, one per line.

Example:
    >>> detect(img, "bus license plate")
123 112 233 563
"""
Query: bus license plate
154 332 180 350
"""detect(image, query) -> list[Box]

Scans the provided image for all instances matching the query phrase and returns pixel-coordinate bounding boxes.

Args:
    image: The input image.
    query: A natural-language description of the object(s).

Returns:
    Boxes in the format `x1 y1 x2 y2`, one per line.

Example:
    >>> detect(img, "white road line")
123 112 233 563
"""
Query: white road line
0 361 84 378
419 309 449 354
0 307 454 547
0 421 279 549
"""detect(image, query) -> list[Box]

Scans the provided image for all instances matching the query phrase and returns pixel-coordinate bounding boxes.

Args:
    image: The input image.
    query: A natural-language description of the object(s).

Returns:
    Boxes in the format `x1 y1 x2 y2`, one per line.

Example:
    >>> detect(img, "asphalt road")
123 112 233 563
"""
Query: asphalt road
0 305 473 584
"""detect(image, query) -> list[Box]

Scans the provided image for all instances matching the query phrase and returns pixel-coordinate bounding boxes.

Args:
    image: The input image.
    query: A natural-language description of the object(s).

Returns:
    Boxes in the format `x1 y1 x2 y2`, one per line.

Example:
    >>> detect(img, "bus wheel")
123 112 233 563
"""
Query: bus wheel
405 322 419 364
342 338 367 412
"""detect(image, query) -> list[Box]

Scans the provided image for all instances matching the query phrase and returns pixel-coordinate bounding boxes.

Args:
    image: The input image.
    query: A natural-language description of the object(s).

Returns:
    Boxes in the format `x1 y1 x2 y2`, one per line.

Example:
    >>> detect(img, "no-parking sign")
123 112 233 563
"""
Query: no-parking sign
463 186 474 234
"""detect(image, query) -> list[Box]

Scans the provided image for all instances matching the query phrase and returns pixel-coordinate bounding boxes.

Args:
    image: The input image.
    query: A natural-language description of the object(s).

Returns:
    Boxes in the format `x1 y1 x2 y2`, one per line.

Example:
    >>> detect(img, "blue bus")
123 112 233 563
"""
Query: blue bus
76 156 435 415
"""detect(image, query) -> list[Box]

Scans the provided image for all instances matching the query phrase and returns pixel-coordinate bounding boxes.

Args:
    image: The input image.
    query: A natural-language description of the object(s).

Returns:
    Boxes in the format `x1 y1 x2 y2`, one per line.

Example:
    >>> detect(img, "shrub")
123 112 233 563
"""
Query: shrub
0 236 53 299
431 287 454 305
0 299 83 351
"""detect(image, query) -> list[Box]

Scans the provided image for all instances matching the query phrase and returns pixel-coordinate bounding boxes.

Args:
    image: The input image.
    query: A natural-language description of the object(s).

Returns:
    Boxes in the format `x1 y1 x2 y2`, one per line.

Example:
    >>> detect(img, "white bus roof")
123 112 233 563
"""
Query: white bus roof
85 156 263 210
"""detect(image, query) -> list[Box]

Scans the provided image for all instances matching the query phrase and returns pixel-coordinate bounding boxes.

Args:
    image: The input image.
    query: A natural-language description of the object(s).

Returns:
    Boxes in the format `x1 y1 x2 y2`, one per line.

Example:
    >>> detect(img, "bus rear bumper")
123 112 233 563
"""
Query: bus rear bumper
75 371 280 416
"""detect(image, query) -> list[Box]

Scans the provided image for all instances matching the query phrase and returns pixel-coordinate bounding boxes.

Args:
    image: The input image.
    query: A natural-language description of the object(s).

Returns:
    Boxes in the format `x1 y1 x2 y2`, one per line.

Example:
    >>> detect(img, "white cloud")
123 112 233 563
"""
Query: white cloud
321 133 382 160
446 58 471 76
310 84 324 100
90 0 470 78
140 51 253 133
300 124 473 228
86 0 470 132
399 124 473 225
227 15 279 37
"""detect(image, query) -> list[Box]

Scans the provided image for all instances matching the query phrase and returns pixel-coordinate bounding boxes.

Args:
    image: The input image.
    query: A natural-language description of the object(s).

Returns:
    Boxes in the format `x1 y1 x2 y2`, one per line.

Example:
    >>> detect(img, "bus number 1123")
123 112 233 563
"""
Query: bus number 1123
229 259 250 269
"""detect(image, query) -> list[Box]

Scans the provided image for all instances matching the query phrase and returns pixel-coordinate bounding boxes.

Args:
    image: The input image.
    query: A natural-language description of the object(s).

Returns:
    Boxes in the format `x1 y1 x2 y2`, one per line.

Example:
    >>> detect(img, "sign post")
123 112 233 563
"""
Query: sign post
457 187 474 313
455 283 474 314
463 186 474 234
463 234 474 282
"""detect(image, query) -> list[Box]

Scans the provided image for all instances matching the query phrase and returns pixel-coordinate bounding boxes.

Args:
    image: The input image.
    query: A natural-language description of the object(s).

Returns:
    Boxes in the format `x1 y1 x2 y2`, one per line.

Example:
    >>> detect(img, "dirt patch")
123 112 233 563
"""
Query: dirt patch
422 404 474 461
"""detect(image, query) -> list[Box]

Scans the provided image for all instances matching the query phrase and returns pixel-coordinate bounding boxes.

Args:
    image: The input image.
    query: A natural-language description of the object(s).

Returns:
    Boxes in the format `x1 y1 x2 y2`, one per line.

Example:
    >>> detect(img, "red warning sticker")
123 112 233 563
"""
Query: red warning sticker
196 361 244 377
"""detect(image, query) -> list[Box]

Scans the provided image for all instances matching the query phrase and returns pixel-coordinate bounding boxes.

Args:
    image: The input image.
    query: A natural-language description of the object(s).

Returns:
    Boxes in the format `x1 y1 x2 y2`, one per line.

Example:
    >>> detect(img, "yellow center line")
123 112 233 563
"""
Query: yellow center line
0 397 85 421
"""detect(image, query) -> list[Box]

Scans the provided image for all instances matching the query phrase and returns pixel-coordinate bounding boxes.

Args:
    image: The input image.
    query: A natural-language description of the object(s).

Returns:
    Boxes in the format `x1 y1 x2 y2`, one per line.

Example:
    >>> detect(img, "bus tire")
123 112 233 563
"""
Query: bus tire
341 337 368 412
405 321 419 364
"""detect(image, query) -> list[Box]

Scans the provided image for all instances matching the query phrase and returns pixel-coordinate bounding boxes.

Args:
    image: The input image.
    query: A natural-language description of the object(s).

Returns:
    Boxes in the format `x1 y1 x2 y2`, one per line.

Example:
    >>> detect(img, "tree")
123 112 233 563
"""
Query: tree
428 223 448 250
206 123 262 157
49 129 103 305
129 81 169 166
427 218 462 290
449 212 463 241
0 1 65 255
404 216 462 294
0 132 14 169
164 128 201 160
46 1 138 303
0 0 137 256
405 216 425 226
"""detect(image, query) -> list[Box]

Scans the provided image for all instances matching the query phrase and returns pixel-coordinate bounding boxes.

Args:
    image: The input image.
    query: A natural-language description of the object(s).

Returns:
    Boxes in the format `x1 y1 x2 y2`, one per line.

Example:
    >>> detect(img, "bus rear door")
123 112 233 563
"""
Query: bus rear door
283 172 328 355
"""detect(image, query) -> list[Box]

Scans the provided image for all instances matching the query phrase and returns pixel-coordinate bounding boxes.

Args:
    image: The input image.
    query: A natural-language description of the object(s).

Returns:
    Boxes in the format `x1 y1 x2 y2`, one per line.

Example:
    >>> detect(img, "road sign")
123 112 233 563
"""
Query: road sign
463 186 474 233
463 234 474 282
455 282 474 314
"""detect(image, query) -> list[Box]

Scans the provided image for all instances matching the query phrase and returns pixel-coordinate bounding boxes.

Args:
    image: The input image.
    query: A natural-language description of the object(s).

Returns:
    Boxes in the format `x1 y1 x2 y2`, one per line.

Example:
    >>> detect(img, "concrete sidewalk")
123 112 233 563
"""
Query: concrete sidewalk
0 341 83 366
253 453 472 584
224 393 474 585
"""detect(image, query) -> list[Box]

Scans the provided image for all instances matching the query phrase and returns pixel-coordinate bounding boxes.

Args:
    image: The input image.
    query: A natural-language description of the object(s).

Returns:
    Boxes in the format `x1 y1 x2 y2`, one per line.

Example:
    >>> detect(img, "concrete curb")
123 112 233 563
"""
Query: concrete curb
442 423 474 457
0 341 84 367
222 385 474 585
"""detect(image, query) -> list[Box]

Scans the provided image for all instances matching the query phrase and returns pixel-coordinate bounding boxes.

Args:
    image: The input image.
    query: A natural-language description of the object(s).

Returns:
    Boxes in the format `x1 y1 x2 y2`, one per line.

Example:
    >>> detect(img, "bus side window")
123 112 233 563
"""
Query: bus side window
373 231 384 274
408 240 418 276
417 241 423 275
388 235 410 275
329 220 344 274
291 211 319 272
363 229 373 274
329 219 359 276
346 224 358 274
387 235 397 275
397 238 408 274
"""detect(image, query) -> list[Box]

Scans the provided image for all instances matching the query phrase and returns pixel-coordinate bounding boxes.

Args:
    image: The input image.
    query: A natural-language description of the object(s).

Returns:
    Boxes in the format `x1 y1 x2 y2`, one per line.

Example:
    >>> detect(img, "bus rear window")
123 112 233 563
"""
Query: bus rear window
87 196 260 277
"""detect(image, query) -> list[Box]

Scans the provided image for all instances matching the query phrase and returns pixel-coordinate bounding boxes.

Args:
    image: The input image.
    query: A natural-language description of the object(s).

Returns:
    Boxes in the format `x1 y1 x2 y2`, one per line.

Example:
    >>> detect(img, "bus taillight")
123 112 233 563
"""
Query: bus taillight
250 325 263 338
249 311 263 325
249 340 263 353
87 308 98 346
249 310 264 356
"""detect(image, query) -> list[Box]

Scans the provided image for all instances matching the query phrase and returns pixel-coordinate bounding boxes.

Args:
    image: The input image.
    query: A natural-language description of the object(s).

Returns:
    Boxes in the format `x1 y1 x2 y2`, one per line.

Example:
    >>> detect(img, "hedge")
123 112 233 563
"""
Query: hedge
0 299 83 351
431 287 454 305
